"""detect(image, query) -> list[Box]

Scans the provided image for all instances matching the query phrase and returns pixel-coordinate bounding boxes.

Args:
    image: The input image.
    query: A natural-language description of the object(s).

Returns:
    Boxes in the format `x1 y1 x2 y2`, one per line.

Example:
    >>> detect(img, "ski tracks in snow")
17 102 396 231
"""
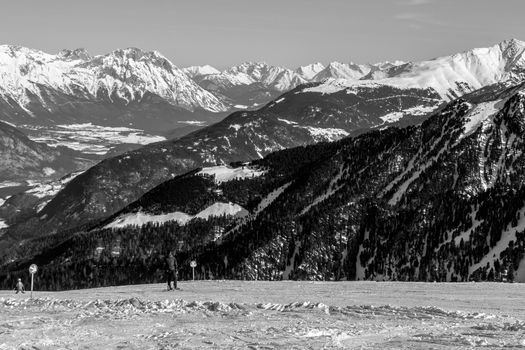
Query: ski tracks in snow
2 289 525 349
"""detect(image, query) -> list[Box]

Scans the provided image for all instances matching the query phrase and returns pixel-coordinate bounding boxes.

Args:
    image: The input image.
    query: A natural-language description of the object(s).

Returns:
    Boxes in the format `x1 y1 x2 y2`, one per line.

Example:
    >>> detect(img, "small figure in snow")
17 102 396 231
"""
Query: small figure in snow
14 278 25 294
165 251 179 290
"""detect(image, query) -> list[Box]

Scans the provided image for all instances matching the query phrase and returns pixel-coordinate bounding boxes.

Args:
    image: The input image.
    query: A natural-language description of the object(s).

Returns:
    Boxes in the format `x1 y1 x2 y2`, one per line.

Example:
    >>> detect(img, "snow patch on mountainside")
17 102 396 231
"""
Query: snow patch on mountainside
105 211 192 228
178 120 207 126
380 112 404 124
278 118 298 125
460 100 501 139
0 181 23 189
26 171 84 200
105 202 248 229
404 105 439 116
197 165 265 183
195 202 249 220
380 105 438 124
295 125 349 142
42 167 56 176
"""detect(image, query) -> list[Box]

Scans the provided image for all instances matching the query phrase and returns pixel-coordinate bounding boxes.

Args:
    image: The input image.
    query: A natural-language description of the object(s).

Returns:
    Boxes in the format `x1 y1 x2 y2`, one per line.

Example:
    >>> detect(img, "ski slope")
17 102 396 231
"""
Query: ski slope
1 281 525 349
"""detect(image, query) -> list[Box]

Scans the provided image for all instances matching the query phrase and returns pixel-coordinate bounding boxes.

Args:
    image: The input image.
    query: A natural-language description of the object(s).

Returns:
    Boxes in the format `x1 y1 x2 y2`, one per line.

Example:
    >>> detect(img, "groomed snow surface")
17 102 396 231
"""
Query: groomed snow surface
2 281 525 349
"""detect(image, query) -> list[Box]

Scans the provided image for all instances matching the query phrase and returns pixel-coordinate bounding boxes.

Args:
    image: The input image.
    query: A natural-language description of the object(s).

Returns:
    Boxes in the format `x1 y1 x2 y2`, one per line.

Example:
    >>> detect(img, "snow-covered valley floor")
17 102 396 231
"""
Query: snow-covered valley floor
20 123 166 155
1 281 525 349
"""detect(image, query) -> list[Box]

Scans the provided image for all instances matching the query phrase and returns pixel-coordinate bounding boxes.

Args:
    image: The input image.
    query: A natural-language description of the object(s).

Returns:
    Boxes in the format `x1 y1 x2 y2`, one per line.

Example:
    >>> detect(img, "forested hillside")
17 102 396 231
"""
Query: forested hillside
3 82 525 289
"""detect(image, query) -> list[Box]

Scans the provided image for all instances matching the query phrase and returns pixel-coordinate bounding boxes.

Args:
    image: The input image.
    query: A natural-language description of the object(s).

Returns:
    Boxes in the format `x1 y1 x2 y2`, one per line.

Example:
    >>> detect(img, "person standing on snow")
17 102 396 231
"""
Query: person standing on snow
165 251 179 290
14 278 25 294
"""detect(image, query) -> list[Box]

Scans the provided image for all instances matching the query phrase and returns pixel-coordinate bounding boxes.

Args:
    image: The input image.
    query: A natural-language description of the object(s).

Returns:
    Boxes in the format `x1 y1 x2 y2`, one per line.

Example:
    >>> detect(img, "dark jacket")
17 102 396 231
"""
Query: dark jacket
166 254 177 271
15 281 25 292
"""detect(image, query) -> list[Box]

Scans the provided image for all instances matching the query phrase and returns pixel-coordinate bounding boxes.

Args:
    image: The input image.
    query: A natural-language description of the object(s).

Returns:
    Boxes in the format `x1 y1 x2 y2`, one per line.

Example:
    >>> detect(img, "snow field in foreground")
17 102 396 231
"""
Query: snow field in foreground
1 281 525 349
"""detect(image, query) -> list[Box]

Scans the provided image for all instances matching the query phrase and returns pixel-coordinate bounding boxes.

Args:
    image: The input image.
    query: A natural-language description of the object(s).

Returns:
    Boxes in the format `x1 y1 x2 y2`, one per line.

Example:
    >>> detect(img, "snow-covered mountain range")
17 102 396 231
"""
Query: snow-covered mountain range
0 45 403 158
305 39 525 100
0 45 228 113
185 39 525 103
3 39 525 258
186 60 409 107
1 39 524 136
0 44 404 128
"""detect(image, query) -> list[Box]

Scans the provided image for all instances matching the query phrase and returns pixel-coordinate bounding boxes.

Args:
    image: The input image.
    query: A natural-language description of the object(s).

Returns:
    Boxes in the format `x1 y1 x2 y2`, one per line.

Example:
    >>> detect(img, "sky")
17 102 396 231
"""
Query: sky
1 0 524 69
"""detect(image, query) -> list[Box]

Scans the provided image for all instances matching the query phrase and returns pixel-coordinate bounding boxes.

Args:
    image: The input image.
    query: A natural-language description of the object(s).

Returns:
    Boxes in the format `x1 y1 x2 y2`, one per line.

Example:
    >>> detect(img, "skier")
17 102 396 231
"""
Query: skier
14 278 25 294
165 251 179 290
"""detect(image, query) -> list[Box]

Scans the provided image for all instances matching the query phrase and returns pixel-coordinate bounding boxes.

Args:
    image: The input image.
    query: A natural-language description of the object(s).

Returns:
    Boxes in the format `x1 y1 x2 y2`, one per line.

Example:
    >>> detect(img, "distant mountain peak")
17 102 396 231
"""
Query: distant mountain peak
313 61 371 81
106 47 170 63
295 62 325 80
372 60 406 70
182 65 221 78
500 38 525 50
58 48 91 61
227 61 272 74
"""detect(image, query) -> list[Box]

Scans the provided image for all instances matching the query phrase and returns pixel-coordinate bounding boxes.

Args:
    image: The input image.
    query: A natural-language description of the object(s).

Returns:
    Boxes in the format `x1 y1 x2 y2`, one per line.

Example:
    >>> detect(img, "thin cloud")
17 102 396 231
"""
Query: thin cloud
401 0 434 5
394 12 447 29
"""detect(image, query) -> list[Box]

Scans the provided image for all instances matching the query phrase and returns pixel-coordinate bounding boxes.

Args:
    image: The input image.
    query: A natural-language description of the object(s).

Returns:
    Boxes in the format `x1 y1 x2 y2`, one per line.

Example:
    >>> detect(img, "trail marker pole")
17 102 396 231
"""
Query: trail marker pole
28 264 38 299
190 260 197 281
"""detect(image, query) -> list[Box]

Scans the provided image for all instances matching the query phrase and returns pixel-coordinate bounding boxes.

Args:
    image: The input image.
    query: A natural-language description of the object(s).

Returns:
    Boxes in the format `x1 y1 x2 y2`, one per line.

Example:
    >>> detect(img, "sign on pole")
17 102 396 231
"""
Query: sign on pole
190 260 197 281
28 264 38 299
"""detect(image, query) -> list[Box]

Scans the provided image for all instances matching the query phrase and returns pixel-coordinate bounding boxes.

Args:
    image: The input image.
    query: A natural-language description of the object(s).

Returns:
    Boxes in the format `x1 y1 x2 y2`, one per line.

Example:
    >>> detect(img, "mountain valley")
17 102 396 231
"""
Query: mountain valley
3 40 525 286
3 79 525 287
